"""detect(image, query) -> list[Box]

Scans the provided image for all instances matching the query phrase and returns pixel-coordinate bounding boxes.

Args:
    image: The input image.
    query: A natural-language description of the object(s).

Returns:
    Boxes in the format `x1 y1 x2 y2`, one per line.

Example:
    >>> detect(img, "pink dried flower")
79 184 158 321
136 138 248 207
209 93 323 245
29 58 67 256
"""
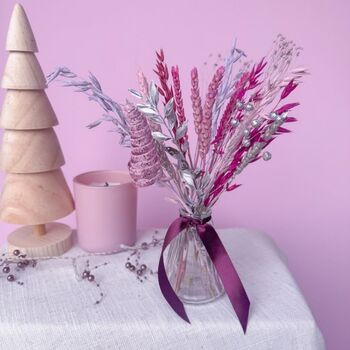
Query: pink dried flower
171 66 186 124
212 71 250 148
191 67 203 136
137 70 149 97
281 79 298 99
200 66 225 158
124 102 162 187
204 146 245 206
226 183 241 192
171 66 188 146
212 59 268 152
247 58 266 90
255 57 267 75
285 117 298 123
277 126 291 133
275 102 299 114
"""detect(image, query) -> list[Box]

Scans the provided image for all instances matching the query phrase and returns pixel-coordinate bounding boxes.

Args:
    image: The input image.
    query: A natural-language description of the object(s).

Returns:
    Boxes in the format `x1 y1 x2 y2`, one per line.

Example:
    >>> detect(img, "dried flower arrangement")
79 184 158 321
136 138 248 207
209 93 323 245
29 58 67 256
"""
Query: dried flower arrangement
48 34 308 330
48 35 307 214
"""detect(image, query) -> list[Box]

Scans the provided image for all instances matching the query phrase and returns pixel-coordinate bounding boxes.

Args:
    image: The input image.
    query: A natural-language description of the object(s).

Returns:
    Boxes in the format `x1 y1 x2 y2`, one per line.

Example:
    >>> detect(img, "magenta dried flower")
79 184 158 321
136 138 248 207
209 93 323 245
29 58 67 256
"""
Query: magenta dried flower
154 49 173 103
212 70 250 149
281 79 298 99
275 102 300 114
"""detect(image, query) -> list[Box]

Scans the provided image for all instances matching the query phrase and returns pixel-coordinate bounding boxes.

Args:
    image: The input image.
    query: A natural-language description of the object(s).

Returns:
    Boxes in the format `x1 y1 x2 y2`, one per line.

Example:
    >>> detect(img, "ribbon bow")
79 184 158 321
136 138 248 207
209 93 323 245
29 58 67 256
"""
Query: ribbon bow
158 216 250 332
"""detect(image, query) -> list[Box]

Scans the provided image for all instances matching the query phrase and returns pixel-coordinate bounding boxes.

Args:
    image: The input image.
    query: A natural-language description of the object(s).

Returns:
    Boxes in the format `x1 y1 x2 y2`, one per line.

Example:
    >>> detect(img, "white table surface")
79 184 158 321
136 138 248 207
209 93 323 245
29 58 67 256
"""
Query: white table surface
0 229 325 350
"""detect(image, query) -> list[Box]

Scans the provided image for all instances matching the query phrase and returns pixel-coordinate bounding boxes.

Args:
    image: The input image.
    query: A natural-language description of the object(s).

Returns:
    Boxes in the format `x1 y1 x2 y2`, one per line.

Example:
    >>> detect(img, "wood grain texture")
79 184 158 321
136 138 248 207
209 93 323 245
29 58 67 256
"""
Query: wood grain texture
7 222 73 257
0 169 75 225
0 128 65 173
5 4 38 52
1 52 46 90
33 224 46 236
0 4 75 258
0 90 58 130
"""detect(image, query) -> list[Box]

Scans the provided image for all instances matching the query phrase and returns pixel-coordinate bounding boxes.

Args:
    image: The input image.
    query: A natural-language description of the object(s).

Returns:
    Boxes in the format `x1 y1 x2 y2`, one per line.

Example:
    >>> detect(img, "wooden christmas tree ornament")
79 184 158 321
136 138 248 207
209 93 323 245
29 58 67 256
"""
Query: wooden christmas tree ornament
1 52 47 90
0 4 75 257
0 129 65 173
5 3 38 52
0 90 58 130
0 170 74 225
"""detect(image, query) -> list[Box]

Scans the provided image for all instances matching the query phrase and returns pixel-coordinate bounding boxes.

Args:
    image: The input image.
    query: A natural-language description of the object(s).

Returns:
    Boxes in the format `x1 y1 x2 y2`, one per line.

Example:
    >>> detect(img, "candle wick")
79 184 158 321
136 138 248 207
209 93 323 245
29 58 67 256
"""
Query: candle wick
104 182 109 187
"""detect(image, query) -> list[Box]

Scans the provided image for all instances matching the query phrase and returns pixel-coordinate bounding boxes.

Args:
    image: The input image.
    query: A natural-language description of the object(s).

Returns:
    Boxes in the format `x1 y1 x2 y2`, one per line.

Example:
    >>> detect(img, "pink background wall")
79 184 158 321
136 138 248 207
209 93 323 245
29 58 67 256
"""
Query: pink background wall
0 0 349 348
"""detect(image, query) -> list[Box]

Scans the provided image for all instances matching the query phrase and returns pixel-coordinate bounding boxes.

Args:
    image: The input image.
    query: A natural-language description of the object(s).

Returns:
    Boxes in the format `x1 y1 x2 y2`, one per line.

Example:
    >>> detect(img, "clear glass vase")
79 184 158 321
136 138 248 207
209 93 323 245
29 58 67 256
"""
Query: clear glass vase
165 209 224 304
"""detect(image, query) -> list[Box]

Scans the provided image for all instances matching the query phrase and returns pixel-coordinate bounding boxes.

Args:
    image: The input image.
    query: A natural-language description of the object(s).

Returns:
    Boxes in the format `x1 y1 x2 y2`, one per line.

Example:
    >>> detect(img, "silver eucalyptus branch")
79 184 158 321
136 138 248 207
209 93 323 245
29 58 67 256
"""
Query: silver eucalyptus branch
47 67 130 147
129 82 197 212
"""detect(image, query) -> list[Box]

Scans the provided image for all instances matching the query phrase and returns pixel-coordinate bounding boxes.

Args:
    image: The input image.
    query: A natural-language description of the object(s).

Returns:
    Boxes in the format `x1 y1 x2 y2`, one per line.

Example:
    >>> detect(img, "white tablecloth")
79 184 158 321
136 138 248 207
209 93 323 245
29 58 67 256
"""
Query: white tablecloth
0 229 325 350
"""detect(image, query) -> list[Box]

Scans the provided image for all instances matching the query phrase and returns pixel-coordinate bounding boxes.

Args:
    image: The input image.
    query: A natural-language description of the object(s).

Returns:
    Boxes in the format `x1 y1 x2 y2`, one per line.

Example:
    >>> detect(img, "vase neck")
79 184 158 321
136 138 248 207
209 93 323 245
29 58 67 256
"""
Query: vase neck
179 208 212 222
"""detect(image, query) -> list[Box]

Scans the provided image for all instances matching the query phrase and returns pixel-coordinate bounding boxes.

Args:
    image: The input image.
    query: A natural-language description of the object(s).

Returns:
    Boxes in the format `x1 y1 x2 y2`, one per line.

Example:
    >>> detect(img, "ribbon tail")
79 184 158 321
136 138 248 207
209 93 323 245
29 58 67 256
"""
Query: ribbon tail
198 225 250 333
158 218 190 323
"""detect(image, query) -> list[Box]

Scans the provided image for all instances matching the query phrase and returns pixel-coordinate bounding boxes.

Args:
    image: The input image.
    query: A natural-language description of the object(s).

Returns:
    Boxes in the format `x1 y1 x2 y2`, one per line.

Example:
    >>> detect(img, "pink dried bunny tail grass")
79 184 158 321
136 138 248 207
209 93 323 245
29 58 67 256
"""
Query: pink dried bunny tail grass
137 70 149 97
200 66 225 159
124 102 162 187
191 67 203 136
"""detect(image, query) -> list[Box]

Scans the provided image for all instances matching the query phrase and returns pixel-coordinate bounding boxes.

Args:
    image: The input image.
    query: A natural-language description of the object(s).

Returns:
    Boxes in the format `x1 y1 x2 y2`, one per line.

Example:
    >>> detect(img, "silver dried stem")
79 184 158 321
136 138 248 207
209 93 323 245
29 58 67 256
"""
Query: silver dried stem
47 67 130 147
132 82 196 212
211 40 246 138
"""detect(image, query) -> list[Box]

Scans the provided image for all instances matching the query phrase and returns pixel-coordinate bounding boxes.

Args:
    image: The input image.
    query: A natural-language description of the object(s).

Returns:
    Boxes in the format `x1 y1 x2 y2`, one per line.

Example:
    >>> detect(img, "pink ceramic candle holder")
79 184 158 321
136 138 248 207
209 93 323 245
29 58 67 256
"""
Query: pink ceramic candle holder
73 170 137 252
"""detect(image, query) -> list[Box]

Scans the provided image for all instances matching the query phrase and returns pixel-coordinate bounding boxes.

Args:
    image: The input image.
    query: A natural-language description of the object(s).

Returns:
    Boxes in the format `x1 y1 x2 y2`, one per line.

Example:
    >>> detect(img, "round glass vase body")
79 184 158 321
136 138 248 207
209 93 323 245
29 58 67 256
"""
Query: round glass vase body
165 210 224 304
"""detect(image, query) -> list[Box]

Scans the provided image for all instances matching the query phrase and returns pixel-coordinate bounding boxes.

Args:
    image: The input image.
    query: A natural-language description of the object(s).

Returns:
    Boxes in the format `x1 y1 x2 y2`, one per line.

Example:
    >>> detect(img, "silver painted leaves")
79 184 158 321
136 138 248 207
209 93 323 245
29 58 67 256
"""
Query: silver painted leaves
181 170 195 188
176 122 188 140
151 131 171 142
128 88 143 99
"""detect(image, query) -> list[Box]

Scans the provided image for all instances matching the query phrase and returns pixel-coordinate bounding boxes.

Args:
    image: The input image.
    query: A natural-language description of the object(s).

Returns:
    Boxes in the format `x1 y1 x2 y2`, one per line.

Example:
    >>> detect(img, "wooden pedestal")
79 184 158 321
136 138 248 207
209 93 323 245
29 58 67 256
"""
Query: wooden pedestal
7 222 73 257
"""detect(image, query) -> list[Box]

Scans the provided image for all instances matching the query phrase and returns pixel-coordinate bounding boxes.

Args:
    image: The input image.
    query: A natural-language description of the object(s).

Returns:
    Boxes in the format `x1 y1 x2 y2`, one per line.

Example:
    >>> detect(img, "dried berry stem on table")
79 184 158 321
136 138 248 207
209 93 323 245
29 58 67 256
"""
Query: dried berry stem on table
0 232 163 305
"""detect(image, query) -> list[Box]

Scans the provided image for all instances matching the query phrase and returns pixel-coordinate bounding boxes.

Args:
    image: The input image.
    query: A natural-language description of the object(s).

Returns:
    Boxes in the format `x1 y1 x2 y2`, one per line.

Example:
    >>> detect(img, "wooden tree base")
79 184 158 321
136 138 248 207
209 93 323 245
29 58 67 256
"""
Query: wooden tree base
7 222 73 257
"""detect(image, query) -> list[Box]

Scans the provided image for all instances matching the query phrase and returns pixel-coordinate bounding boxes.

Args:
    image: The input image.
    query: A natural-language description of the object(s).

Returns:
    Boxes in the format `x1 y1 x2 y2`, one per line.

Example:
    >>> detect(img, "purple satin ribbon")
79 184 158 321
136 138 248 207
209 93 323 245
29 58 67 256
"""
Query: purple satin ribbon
158 216 250 332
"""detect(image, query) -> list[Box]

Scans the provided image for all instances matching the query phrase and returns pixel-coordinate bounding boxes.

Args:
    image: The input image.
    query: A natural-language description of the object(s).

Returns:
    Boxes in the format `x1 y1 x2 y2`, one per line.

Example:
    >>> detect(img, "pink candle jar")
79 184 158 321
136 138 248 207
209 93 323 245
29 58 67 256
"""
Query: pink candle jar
73 170 137 252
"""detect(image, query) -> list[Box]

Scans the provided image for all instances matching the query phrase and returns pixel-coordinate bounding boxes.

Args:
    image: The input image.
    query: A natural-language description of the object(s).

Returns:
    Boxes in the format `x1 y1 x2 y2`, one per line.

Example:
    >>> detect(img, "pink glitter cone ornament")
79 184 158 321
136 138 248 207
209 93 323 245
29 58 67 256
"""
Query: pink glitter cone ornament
51 34 308 333
124 101 162 187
